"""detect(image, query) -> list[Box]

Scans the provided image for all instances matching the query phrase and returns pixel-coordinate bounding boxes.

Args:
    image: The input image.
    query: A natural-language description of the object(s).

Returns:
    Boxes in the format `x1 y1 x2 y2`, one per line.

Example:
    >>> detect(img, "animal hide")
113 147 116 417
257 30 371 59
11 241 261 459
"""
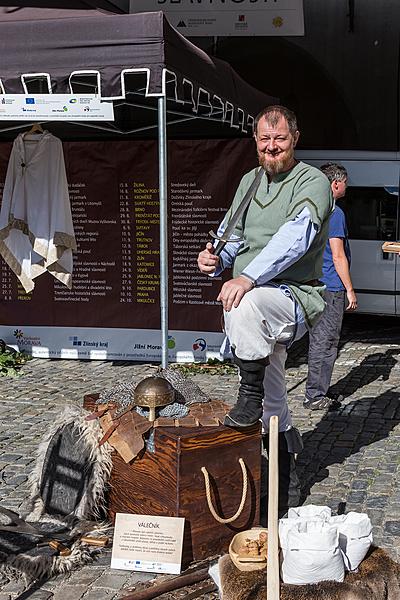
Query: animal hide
21 405 113 524
0 406 113 584
0 539 96 585
219 546 400 600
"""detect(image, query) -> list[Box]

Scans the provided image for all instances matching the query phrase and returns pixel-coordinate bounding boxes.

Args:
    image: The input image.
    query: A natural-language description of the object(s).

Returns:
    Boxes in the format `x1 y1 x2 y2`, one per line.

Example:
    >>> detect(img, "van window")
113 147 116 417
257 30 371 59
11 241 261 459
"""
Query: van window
339 187 399 241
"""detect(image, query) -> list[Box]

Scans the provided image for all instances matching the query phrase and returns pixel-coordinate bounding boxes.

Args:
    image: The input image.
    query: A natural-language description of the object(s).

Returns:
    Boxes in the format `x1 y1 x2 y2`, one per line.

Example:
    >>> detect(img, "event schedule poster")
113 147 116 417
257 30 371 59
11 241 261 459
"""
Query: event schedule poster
0 138 256 360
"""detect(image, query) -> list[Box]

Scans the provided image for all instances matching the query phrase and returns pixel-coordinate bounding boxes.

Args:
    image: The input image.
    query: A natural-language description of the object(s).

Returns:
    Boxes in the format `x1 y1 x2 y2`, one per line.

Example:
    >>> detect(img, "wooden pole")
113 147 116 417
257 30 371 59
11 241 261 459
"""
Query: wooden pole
267 415 280 600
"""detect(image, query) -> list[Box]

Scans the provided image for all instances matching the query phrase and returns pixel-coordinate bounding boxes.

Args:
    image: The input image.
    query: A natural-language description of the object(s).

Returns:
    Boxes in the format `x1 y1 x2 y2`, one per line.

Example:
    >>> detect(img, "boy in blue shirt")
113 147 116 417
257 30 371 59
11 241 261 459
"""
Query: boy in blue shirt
304 163 357 409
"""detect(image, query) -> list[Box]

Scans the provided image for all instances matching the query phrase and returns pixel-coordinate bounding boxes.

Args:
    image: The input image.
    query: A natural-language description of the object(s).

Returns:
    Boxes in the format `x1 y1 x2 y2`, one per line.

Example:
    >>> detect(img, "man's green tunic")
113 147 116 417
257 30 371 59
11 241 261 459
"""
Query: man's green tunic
228 161 333 326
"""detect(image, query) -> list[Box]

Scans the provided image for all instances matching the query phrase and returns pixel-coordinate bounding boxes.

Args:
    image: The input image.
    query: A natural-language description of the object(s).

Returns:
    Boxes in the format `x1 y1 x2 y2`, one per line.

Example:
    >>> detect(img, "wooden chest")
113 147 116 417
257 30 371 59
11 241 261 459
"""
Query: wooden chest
108 424 261 563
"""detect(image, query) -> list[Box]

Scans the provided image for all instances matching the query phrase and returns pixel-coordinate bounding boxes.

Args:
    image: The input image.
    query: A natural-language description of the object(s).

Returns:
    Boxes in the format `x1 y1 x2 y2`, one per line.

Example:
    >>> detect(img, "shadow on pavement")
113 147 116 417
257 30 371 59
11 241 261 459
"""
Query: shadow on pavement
15 582 43 600
329 348 400 399
286 314 400 371
298 388 400 501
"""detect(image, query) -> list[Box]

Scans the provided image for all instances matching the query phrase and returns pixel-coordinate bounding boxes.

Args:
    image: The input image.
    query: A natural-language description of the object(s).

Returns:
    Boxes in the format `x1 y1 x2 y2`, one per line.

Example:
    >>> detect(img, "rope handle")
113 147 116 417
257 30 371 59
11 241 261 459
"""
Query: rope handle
201 458 248 524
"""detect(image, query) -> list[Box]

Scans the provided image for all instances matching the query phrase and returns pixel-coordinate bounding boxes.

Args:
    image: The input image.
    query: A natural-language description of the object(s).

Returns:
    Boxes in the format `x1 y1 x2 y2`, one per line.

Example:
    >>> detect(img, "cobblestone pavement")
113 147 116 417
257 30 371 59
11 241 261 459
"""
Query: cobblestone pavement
1 314 400 598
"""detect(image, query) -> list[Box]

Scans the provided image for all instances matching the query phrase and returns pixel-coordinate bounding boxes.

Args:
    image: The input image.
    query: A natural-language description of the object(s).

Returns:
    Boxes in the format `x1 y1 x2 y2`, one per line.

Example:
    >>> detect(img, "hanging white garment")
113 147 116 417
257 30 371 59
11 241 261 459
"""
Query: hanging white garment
0 131 76 292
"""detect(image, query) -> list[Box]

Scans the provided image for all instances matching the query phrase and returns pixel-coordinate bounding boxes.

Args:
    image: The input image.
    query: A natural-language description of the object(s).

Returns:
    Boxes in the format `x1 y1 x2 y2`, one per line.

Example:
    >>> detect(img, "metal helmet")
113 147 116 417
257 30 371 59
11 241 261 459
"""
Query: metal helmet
133 376 175 421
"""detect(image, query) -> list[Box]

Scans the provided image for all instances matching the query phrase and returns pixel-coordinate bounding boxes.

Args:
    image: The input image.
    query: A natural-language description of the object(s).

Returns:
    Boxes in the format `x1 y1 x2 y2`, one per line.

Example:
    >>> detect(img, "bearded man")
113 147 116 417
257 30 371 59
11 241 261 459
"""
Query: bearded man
197 105 332 511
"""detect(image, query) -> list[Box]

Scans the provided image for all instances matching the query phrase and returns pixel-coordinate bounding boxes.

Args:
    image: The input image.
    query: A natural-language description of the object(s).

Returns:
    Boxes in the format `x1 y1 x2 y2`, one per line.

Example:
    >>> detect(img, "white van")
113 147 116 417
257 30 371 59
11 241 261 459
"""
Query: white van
296 151 400 316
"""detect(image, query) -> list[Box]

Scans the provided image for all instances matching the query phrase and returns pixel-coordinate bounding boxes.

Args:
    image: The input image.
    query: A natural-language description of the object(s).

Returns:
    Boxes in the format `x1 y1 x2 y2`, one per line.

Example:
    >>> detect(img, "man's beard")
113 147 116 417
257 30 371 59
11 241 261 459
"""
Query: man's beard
258 148 295 175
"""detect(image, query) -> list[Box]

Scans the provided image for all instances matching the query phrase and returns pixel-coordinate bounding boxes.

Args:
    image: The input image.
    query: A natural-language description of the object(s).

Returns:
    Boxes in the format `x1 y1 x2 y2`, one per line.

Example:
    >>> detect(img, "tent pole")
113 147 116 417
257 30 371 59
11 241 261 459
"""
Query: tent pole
158 95 168 368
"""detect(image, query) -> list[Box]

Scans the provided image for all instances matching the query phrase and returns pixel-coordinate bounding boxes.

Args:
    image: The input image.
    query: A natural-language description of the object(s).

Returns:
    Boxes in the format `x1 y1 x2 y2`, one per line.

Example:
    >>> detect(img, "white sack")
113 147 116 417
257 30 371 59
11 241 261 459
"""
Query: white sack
287 504 332 520
281 520 345 585
279 517 324 550
329 512 372 571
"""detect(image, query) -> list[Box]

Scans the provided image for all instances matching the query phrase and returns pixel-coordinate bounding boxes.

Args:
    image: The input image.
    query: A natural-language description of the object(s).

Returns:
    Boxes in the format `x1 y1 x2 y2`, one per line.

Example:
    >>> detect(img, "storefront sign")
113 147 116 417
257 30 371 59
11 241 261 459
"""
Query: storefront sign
129 0 304 36
111 513 185 574
0 95 114 121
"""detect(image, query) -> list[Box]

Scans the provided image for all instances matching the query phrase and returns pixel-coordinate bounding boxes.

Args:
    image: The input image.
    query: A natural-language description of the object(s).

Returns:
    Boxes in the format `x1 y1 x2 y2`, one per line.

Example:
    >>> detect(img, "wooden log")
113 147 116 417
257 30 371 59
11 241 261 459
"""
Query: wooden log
267 415 279 600
83 393 100 411
120 566 210 600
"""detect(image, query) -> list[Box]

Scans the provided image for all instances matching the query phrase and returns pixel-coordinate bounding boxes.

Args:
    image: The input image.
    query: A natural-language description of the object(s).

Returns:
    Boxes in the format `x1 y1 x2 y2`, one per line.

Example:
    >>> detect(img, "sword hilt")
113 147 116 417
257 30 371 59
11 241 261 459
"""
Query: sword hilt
209 230 244 257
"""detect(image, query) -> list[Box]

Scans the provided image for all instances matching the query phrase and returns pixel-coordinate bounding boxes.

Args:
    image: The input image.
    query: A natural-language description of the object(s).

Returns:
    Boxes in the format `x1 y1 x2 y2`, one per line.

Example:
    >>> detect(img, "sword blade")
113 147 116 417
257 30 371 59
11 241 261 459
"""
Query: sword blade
214 167 264 256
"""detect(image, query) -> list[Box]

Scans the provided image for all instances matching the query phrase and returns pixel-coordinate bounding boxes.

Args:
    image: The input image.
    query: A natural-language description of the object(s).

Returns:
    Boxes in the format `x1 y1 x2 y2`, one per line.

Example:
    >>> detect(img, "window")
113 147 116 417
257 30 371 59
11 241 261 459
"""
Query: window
339 187 399 241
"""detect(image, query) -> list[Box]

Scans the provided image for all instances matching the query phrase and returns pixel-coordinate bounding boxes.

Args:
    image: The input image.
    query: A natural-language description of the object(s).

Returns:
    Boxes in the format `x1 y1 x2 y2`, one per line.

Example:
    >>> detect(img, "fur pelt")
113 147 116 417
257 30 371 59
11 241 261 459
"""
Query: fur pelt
0 405 114 585
20 405 113 524
219 546 400 600
0 521 112 585
0 540 96 585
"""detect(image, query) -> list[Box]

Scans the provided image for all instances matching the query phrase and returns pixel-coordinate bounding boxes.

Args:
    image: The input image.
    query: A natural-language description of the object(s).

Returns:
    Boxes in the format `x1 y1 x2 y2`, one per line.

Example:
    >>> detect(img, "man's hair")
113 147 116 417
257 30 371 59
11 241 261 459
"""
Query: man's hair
254 105 298 136
320 162 348 183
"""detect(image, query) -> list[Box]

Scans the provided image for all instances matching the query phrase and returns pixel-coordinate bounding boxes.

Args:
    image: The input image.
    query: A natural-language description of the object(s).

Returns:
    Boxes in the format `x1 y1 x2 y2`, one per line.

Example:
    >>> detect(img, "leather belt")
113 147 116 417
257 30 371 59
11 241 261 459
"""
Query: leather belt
303 279 321 287
274 279 321 287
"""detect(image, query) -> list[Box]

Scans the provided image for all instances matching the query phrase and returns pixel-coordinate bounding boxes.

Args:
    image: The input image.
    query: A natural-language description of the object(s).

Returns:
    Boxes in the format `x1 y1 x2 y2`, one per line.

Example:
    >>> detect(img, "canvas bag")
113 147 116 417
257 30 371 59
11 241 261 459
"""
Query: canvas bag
329 512 372 571
281 520 345 585
279 504 332 555
287 504 332 520
279 517 322 551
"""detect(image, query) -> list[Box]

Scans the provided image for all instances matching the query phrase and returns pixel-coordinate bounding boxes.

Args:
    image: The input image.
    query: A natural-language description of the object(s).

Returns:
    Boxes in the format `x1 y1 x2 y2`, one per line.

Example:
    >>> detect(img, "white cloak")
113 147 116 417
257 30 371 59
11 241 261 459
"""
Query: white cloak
0 131 76 292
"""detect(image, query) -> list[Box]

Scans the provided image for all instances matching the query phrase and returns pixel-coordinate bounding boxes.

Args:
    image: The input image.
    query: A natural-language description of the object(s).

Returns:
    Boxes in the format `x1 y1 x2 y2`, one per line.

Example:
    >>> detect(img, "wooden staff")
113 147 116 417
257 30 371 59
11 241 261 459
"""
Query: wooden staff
267 415 280 600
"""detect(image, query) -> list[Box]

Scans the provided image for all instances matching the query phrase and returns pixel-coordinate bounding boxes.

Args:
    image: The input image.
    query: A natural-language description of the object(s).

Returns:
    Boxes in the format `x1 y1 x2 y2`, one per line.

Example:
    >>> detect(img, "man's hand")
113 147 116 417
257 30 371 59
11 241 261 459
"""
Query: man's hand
217 276 254 312
197 242 220 274
346 289 357 311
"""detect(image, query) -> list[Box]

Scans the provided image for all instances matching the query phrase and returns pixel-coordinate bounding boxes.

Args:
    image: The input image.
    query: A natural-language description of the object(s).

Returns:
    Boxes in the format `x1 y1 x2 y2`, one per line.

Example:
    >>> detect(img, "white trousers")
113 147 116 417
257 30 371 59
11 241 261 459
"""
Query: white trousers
223 285 304 433
262 342 292 433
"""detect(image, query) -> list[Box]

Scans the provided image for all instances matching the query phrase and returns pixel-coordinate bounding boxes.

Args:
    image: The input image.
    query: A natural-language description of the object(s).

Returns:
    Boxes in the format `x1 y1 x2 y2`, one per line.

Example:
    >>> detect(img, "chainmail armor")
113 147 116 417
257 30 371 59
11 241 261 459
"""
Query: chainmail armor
158 367 209 405
96 367 209 417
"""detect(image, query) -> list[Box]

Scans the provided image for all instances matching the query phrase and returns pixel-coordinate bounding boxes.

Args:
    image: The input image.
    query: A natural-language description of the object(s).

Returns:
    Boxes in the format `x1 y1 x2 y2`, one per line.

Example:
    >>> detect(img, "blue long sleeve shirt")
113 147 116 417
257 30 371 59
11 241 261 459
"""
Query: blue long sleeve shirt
211 206 318 284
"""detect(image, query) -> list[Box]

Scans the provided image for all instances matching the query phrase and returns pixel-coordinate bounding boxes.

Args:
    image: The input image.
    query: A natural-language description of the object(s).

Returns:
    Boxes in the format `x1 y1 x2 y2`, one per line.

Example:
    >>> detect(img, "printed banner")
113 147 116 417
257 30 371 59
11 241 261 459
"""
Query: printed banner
0 325 225 362
0 95 114 121
0 138 256 361
129 0 304 36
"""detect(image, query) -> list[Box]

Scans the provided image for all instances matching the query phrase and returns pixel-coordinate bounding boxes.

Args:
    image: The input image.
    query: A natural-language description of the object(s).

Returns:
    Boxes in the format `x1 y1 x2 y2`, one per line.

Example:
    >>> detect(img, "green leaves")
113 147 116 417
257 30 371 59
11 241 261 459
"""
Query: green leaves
171 358 237 377
0 346 31 377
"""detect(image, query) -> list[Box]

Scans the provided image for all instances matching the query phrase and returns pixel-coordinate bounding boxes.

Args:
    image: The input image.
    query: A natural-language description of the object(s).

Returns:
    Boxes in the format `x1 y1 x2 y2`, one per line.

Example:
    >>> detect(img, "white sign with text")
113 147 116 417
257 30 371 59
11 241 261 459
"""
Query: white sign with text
0 325 223 362
0 95 114 121
111 513 185 574
130 0 304 36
